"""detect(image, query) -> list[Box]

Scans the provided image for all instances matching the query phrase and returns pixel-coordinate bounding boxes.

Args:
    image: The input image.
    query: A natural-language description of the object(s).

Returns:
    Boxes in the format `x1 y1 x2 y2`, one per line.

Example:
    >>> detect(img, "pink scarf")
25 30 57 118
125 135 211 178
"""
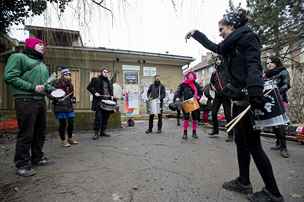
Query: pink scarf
183 79 198 98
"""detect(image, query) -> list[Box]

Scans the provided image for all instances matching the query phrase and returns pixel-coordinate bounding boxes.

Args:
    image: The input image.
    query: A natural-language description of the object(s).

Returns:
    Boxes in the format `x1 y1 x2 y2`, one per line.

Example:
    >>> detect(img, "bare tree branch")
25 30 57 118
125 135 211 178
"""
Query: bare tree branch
91 0 114 25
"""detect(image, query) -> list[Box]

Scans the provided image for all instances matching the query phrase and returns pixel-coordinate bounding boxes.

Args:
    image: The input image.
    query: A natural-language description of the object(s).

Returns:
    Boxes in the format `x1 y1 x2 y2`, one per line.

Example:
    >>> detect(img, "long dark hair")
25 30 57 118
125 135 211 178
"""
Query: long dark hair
269 56 283 68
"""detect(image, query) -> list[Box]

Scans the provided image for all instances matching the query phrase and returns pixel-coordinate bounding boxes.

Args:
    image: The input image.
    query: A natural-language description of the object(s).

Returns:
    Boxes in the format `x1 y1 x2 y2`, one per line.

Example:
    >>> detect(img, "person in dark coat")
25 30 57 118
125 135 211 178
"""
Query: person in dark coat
265 56 290 158
208 58 233 142
173 86 182 126
186 9 284 202
145 75 166 134
175 71 202 140
53 67 79 147
87 68 113 140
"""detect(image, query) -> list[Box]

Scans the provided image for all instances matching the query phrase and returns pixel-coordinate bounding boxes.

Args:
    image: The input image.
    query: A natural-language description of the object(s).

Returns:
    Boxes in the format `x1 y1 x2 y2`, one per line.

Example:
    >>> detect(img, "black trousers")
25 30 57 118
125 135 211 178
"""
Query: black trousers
273 126 287 149
58 118 74 140
177 109 181 125
148 112 162 131
211 94 232 134
14 98 47 168
94 108 110 132
233 103 281 196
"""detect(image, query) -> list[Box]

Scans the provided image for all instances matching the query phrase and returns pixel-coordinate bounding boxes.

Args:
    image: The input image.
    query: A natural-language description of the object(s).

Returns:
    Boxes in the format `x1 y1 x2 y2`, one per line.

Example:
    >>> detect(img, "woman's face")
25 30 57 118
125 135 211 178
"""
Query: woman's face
266 59 276 70
63 74 71 80
187 73 195 80
218 23 234 39
102 69 109 78
34 43 45 54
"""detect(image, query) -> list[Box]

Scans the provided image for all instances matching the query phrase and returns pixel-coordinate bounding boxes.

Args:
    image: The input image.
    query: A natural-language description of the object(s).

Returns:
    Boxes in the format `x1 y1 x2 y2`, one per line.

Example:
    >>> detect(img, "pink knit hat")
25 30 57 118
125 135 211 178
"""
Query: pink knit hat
25 37 46 49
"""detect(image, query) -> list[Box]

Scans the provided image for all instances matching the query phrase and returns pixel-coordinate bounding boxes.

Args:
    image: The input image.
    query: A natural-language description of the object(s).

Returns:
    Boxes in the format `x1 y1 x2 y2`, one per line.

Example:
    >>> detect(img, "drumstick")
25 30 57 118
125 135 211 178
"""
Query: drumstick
225 88 274 128
226 105 251 133
60 92 73 100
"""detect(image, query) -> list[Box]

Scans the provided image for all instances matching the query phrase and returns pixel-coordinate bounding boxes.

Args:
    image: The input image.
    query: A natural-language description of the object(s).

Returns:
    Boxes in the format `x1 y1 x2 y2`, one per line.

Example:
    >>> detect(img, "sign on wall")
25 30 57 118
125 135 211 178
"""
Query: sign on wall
143 66 157 77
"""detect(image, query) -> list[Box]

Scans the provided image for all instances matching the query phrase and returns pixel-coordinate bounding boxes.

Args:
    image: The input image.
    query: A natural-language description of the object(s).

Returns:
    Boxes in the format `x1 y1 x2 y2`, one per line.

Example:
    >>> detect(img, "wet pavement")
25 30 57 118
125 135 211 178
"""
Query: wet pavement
0 119 303 202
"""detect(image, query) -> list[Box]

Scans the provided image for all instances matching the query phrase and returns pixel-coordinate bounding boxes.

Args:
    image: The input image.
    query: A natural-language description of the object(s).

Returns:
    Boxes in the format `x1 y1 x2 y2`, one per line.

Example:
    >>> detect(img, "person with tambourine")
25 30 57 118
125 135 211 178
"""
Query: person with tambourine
175 71 202 140
264 56 291 158
4 37 54 177
185 8 284 202
52 66 79 147
87 67 114 140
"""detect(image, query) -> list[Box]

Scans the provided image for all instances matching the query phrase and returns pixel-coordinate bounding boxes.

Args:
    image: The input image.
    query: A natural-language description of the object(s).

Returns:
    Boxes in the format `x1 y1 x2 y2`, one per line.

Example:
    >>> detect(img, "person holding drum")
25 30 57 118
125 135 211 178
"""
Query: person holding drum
52 67 79 147
87 67 114 140
265 56 291 158
145 75 166 134
4 37 54 177
175 71 202 140
208 59 233 142
186 9 284 202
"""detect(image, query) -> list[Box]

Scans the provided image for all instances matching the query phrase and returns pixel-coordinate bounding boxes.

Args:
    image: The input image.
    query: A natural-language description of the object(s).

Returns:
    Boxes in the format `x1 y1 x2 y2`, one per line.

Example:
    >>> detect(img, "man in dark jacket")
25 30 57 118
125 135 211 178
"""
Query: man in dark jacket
145 75 166 134
4 37 53 177
87 68 113 140
209 59 233 142
265 56 291 158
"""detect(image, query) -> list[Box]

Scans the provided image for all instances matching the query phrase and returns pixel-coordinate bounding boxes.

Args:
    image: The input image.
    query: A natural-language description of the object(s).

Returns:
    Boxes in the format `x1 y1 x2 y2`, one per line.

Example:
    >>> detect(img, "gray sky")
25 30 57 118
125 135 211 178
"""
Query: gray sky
9 0 246 66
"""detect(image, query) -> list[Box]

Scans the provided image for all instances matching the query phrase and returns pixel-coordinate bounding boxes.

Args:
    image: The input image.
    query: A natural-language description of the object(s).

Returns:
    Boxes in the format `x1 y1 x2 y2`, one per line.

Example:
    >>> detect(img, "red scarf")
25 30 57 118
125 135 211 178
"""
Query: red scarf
183 79 198 98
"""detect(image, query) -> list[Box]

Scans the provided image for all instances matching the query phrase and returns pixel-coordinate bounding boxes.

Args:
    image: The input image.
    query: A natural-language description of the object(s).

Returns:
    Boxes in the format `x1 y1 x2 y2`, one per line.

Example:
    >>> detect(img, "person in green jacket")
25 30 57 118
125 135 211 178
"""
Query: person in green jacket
4 36 53 177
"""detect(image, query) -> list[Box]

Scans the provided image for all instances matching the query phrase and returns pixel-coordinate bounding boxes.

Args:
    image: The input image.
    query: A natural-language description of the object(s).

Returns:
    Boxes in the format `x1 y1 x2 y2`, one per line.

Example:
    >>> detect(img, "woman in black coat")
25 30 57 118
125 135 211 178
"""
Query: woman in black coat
186 9 284 202
265 56 290 158
175 71 202 139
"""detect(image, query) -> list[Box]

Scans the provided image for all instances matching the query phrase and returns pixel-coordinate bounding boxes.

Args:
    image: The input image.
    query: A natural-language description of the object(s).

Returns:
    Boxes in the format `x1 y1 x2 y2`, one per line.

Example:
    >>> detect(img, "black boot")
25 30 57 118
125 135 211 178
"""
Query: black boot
208 130 219 136
145 129 152 134
271 140 281 150
192 130 198 139
182 130 188 140
92 130 99 140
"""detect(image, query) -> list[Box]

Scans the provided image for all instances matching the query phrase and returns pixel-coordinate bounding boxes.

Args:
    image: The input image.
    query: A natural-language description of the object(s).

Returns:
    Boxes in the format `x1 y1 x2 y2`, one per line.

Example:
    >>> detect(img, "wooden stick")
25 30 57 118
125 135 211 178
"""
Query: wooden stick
227 105 251 133
225 88 274 128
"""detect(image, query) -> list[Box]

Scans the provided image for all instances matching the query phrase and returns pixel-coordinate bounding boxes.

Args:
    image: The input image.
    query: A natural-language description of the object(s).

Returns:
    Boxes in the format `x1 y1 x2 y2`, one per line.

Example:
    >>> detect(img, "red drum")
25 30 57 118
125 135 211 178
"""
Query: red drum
254 80 289 129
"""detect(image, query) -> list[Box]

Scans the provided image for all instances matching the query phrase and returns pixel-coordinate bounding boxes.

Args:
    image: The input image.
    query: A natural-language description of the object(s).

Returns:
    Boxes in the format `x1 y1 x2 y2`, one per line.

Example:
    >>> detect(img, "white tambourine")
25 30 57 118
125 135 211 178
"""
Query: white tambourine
50 89 66 98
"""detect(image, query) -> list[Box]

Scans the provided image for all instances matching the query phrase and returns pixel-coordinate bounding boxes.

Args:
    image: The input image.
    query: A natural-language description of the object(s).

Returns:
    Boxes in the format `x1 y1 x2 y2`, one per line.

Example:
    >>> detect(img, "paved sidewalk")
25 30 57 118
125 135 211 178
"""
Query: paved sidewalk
0 119 303 202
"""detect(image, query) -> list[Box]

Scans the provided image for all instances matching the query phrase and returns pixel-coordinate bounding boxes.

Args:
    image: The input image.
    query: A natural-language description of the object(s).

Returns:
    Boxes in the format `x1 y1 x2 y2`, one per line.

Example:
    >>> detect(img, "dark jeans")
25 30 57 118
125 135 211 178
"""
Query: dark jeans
233 103 281 196
211 94 232 135
58 118 74 140
94 108 110 132
148 113 163 131
273 126 287 149
14 98 47 168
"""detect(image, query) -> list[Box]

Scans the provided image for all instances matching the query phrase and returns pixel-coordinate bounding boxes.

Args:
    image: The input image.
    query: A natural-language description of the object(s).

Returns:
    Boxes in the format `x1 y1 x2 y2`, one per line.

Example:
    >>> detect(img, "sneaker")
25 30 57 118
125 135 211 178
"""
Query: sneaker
101 132 111 137
192 131 198 139
62 140 71 147
92 131 99 140
68 138 79 145
208 131 219 136
32 157 49 166
222 178 253 194
248 188 284 202
280 149 289 158
16 167 36 177
182 130 188 140
145 129 152 134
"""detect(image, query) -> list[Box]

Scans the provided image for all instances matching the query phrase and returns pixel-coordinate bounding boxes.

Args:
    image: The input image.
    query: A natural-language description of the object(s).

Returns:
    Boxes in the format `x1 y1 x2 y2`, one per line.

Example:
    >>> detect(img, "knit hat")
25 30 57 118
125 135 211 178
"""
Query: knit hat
59 66 71 76
25 37 45 49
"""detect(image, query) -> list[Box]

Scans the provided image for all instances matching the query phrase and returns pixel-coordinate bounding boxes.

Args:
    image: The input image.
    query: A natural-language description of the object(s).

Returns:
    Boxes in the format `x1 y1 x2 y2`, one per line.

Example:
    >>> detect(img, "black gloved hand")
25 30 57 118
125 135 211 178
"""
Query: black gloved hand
249 96 271 113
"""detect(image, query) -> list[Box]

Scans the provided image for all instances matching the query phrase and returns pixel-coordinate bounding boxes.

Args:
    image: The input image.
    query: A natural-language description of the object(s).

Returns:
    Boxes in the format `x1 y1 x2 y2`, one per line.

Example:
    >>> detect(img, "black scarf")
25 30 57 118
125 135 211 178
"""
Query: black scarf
265 67 286 78
218 25 254 54
23 48 44 60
